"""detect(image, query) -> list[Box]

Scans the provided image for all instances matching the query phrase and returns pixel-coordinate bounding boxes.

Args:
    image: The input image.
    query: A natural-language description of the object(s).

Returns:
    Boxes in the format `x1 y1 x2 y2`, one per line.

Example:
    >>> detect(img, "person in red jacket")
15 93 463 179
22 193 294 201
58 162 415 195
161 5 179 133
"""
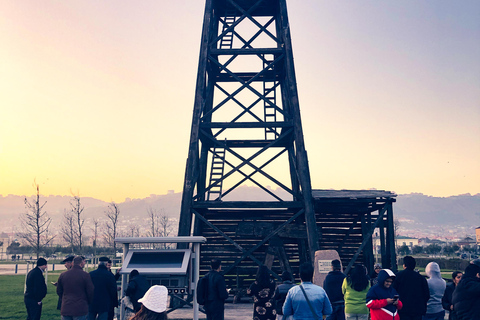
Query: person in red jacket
366 269 403 320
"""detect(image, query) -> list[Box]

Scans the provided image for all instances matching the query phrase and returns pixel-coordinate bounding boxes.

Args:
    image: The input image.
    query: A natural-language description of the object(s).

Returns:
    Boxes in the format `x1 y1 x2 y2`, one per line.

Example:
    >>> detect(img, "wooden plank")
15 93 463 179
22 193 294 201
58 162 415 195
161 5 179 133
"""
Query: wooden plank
312 189 397 199
236 221 321 239
222 209 304 276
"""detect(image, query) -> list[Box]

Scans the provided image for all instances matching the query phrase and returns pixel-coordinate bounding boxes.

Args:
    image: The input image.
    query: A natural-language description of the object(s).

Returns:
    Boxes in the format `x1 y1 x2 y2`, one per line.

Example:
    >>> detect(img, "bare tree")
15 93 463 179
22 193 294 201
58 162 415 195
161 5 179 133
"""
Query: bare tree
158 210 174 249
60 196 85 253
394 218 401 252
147 207 161 237
91 218 100 257
147 207 175 248
61 209 76 253
104 202 120 257
159 213 173 238
20 183 55 258
70 196 85 253
129 225 140 237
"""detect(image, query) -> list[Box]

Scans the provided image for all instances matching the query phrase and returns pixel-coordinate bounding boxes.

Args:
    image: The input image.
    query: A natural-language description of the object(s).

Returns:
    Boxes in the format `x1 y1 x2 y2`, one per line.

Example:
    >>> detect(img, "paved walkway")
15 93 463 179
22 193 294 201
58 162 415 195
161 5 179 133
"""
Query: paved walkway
168 302 253 320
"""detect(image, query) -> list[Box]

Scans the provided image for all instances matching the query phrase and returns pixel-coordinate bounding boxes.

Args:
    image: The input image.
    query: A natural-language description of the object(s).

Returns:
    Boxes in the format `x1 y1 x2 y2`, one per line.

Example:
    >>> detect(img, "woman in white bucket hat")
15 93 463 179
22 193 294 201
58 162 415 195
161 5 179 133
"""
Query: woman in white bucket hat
129 285 168 320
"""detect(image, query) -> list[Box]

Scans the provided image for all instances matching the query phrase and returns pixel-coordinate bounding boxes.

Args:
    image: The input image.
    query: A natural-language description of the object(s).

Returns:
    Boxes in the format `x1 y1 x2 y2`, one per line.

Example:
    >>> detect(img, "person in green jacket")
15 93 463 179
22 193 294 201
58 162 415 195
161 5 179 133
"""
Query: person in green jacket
342 264 371 320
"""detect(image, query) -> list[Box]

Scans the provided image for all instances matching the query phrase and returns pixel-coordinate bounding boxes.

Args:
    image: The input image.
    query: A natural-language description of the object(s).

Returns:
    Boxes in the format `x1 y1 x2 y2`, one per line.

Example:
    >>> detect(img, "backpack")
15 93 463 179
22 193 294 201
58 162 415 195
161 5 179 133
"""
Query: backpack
196 273 209 305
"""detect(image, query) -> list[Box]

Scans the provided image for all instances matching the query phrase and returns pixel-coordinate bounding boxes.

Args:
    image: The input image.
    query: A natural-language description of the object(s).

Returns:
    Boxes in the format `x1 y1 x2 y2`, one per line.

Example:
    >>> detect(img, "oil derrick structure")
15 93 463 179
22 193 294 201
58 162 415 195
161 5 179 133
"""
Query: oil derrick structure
178 0 319 286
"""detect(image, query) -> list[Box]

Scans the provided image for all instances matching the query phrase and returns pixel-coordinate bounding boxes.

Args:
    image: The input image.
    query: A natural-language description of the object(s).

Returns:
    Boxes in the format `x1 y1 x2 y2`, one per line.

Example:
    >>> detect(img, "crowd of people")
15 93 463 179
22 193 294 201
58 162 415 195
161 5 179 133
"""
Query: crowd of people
24 255 480 320
197 257 480 320
320 256 480 320
24 255 161 320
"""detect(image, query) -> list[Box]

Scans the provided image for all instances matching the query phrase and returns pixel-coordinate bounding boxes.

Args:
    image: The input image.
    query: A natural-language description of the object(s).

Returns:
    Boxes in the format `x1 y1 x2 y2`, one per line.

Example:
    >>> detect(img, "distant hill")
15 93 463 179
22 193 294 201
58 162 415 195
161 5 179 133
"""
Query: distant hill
396 193 480 226
1 188 479 238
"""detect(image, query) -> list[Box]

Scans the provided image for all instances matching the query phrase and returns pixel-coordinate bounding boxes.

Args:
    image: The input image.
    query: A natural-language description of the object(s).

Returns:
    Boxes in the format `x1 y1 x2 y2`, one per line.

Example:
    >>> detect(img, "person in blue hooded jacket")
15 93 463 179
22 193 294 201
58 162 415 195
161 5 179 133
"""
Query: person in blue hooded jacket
366 269 403 320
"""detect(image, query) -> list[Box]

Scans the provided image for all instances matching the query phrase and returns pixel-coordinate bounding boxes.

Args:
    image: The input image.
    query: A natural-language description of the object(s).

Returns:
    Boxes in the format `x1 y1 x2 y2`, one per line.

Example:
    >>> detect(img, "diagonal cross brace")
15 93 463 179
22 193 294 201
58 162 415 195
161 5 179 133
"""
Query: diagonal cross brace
199 127 295 196
204 54 285 119
344 204 388 275
222 208 305 278
226 0 279 44
192 208 266 269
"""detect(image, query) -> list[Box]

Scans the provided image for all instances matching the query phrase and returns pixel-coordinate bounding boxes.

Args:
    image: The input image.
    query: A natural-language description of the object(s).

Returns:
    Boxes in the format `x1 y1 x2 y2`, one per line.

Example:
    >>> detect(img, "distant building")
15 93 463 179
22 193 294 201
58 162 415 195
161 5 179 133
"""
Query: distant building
395 236 420 247
457 236 476 249
476 227 480 245
373 236 419 251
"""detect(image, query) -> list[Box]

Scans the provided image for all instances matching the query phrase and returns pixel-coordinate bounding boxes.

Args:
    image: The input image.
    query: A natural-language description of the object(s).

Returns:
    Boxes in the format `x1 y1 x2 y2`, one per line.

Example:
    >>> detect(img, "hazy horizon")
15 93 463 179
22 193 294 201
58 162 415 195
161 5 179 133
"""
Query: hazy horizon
1 187 479 204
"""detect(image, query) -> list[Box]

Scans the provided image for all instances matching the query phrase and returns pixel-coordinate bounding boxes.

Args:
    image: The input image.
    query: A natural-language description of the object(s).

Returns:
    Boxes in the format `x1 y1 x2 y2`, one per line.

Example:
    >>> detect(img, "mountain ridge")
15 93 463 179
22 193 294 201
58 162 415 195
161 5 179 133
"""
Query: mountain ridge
1 188 479 238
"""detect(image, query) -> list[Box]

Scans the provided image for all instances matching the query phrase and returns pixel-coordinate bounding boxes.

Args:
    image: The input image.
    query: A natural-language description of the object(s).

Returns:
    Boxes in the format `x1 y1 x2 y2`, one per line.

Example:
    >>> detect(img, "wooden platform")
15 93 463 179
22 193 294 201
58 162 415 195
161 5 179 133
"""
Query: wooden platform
195 189 397 293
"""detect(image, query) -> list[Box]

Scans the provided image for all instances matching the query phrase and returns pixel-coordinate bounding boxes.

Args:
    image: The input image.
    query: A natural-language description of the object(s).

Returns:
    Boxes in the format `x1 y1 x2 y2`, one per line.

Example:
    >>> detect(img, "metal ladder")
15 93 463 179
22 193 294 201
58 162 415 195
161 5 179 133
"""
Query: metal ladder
207 141 227 201
219 12 236 49
263 55 278 140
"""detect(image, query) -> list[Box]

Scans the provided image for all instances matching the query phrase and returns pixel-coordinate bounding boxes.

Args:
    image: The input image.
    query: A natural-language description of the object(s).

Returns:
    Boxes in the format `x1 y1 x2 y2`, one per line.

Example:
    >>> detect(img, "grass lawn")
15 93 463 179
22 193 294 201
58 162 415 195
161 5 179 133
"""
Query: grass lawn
0 273 61 320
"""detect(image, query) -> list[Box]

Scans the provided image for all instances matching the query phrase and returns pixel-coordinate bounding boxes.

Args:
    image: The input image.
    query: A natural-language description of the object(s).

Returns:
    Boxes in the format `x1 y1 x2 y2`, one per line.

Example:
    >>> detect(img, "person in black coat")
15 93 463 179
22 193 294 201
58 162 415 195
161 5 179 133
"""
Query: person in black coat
273 271 296 320
204 259 229 320
24 258 48 320
442 271 462 320
88 257 118 320
323 259 346 320
392 256 430 320
247 265 276 320
106 258 120 320
452 264 480 320
125 269 150 312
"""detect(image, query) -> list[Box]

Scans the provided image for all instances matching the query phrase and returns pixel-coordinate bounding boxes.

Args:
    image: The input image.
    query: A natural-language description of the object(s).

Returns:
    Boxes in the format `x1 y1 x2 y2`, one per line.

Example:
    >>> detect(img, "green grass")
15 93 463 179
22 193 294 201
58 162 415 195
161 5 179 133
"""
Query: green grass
0 274 61 320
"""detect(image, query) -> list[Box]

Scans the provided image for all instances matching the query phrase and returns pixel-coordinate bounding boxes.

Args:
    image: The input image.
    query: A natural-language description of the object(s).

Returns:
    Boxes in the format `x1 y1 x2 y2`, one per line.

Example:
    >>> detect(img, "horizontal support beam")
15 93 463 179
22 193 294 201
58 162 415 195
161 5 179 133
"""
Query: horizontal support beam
214 72 279 82
192 201 303 209
210 48 283 55
199 137 292 148
201 121 292 129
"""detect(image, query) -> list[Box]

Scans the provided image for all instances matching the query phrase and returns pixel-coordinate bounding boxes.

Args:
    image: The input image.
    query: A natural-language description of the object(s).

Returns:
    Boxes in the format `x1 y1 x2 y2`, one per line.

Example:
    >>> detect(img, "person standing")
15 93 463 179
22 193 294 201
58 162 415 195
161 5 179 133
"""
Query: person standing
202 259 229 320
283 262 333 319
129 285 168 320
247 265 276 320
392 256 429 320
106 258 121 281
55 256 74 311
423 262 446 320
105 258 120 320
452 264 480 320
24 258 48 320
125 269 150 313
57 256 95 320
370 264 381 287
366 269 403 320
273 271 295 320
323 259 346 320
342 264 370 320
442 271 462 320
88 257 118 320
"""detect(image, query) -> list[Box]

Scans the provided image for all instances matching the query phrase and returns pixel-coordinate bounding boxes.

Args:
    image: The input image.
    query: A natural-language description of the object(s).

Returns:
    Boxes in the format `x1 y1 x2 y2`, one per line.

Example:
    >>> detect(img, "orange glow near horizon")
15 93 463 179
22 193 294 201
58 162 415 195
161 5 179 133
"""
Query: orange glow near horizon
1 1 479 202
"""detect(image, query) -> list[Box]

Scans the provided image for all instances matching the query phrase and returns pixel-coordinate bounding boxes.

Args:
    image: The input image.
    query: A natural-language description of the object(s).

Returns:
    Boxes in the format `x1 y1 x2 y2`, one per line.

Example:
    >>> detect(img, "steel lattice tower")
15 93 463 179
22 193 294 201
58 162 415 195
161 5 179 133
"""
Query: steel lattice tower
178 0 320 282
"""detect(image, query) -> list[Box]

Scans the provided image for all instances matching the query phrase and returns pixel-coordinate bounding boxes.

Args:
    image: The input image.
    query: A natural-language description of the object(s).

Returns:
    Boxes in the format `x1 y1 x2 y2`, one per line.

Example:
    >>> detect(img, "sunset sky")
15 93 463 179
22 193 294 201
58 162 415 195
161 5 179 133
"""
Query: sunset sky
1 1 479 202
